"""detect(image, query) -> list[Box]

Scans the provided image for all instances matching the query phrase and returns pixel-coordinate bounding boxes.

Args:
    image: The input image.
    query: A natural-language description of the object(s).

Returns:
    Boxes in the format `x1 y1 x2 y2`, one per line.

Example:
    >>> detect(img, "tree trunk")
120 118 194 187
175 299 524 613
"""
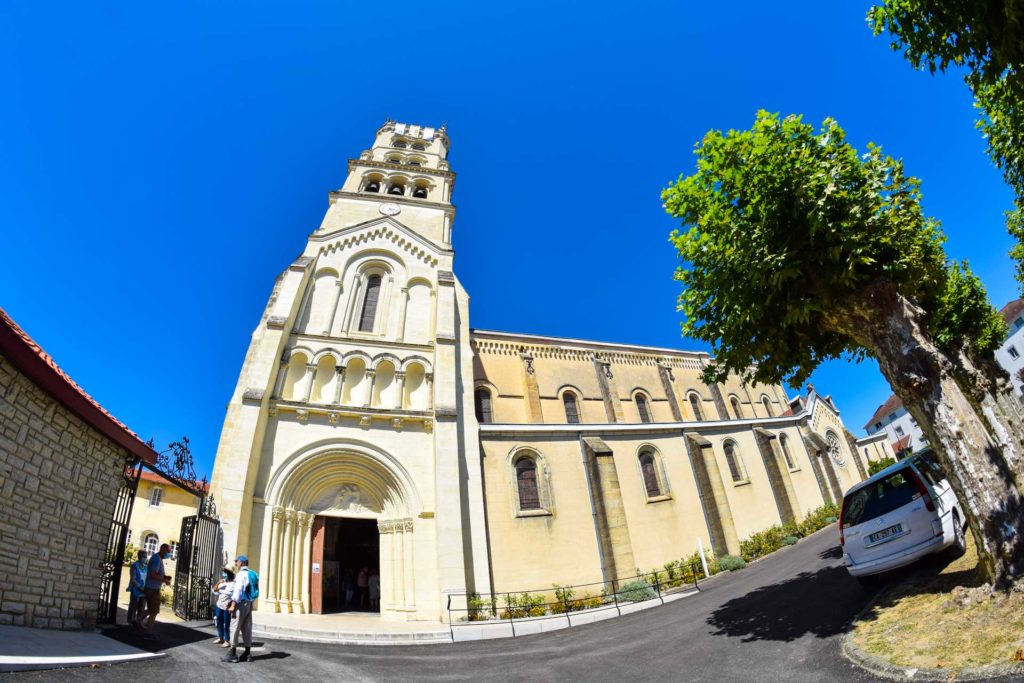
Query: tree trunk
826 279 1024 589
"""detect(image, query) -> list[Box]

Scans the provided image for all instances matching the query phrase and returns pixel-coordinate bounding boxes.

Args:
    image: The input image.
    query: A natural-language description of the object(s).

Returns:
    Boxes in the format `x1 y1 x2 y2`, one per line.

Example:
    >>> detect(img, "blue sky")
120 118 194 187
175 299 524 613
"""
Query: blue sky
1 1 1016 479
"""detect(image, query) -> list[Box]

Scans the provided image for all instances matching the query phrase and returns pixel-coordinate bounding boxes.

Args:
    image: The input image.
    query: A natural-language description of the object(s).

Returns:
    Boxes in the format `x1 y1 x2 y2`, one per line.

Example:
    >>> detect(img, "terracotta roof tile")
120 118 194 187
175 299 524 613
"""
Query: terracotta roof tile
0 307 157 465
892 434 912 453
1000 298 1024 325
864 394 903 431
138 470 208 492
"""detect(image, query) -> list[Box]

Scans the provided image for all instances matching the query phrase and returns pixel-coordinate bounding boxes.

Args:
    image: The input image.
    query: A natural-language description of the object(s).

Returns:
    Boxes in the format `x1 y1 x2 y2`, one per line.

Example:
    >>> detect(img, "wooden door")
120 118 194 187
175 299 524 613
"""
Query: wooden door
310 516 325 614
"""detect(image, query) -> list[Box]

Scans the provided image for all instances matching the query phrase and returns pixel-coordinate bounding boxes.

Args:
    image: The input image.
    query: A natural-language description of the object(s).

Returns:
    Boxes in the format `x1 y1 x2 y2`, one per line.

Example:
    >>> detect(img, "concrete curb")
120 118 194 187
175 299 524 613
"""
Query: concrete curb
838 584 1024 681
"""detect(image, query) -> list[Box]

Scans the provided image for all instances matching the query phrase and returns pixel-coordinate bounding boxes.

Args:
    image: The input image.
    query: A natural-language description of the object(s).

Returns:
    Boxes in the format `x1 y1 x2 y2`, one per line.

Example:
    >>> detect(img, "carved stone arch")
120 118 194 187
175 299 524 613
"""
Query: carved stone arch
559 385 583 424
340 350 372 367
556 383 583 398
405 276 433 290
400 355 432 373
285 346 315 361
371 352 402 370
473 378 499 393
311 348 342 364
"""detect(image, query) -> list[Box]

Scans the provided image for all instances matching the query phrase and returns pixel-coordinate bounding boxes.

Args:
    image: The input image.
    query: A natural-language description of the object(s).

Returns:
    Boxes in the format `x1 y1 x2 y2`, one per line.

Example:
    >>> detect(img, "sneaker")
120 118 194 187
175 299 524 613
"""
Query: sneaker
221 653 239 663
213 638 222 644
220 642 231 648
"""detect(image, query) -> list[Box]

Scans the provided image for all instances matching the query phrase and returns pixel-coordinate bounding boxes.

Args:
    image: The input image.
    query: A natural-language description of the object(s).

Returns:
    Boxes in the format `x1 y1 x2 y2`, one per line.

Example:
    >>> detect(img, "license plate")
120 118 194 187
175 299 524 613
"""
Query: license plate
867 524 904 545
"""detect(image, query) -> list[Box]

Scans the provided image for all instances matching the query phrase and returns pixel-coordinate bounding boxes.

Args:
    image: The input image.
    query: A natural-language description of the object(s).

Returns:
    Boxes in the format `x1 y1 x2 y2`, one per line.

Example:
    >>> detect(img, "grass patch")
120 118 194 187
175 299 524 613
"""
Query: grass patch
851 534 1024 670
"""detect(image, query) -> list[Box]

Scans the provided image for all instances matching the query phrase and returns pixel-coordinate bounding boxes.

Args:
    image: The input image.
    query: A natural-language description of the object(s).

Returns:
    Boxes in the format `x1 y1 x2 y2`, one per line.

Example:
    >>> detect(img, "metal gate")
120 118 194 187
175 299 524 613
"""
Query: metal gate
173 508 221 621
97 457 143 625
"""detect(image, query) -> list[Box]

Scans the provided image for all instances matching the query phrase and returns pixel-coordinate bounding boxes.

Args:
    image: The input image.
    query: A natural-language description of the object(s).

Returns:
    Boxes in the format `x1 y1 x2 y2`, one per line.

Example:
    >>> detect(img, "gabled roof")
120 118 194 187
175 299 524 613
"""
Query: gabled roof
864 394 903 431
0 307 157 465
892 434 912 453
1000 298 1024 325
139 469 208 492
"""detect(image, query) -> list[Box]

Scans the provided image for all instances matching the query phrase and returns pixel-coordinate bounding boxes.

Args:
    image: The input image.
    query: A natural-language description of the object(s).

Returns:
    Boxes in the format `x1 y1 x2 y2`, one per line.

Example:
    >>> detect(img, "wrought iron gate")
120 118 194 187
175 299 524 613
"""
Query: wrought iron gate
173 506 221 621
97 457 143 625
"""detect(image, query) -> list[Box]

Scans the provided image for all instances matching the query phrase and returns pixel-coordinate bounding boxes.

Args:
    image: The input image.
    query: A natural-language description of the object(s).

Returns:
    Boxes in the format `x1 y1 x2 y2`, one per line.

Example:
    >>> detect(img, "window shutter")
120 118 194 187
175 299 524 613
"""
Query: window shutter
358 275 382 332
516 459 541 510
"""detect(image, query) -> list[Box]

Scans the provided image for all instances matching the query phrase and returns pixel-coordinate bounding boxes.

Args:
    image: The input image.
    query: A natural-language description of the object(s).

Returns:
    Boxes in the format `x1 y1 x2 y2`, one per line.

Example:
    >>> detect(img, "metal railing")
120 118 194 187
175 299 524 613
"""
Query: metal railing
446 560 704 638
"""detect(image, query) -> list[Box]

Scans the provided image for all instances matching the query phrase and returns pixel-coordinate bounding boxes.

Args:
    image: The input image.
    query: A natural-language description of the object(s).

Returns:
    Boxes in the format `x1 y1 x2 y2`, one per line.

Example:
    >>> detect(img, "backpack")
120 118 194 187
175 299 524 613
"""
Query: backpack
245 569 260 601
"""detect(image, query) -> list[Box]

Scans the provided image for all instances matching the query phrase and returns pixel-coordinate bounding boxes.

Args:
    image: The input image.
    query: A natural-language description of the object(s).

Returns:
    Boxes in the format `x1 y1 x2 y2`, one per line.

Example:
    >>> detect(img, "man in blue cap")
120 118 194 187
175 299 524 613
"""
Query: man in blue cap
222 555 254 663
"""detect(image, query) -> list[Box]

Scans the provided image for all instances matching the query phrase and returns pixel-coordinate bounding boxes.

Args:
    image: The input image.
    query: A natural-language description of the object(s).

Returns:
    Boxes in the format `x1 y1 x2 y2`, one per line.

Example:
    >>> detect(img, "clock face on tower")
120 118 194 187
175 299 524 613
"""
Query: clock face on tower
379 202 401 216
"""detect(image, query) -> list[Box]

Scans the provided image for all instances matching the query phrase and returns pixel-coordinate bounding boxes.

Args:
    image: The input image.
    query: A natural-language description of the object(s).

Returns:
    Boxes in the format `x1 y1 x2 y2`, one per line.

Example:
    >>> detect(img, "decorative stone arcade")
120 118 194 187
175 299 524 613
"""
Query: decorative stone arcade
259 447 421 618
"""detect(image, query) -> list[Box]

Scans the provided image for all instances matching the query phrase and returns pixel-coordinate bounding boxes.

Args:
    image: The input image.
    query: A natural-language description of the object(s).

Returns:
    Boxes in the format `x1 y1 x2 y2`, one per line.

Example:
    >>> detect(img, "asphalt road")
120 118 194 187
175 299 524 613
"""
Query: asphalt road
12 528 892 682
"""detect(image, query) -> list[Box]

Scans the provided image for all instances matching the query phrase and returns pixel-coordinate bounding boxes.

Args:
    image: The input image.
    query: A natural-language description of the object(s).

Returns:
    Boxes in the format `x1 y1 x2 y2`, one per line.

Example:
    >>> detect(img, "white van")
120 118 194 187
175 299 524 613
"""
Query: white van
840 451 967 585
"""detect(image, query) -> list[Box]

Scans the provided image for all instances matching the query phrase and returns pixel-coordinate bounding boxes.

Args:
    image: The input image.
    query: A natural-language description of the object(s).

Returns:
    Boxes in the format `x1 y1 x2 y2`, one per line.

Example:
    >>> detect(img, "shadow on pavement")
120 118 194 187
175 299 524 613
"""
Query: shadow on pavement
707 564 863 642
104 620 230 653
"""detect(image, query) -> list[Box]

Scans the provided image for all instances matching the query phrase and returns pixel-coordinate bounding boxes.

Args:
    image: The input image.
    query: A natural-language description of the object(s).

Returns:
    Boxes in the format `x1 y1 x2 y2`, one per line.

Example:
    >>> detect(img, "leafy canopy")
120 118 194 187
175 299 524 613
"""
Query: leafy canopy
870 1 1024 286
663 111 947 387
930 259 1007 355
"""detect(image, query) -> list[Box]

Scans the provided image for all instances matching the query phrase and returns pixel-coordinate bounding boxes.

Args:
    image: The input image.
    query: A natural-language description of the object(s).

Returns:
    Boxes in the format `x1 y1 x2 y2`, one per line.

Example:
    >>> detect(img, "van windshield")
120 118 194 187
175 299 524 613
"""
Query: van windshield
842 468 919 527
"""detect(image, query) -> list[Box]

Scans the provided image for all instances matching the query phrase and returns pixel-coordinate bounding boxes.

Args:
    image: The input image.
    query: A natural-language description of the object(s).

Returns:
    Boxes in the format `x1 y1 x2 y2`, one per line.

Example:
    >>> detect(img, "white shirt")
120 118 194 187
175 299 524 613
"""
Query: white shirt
231 567 251 603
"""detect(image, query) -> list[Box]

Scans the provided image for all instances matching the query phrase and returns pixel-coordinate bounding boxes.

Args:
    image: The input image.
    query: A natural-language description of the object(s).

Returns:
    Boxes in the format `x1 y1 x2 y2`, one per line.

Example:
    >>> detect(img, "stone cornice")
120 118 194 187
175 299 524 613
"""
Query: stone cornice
289 331 434 352
348 158 456 180
478 414 805 437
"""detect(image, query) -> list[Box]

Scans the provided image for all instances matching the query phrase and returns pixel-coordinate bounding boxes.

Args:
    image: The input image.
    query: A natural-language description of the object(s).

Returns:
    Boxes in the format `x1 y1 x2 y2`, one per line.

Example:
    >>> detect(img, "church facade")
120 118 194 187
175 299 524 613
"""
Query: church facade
209 121 885 622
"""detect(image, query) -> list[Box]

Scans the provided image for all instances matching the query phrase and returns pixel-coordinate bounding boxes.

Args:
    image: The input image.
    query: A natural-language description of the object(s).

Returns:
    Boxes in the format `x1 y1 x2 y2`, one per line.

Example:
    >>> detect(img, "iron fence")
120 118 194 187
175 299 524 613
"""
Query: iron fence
446 560 704 638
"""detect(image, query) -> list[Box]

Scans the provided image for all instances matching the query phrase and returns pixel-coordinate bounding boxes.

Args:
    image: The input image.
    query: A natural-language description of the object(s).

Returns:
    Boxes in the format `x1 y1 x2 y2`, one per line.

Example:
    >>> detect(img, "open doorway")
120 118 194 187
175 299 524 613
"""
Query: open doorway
317 517 379 614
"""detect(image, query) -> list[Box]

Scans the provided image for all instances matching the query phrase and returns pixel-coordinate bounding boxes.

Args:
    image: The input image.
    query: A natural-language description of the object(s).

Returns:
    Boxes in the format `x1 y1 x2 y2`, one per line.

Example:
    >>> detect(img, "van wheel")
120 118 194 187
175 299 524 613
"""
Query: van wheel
948 511 967 558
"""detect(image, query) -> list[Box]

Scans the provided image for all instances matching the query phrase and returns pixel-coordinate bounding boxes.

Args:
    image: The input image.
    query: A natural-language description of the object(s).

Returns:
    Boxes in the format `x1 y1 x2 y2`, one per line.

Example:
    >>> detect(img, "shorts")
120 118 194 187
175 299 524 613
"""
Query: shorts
145 588 162 616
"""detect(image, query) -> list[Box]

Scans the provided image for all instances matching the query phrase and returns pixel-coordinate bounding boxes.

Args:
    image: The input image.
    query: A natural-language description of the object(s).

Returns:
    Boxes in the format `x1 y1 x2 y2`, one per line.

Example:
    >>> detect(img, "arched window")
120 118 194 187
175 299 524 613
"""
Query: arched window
413 186 428 198
779 434 796 470
563 392 580 424
761 395 774 417
143 533 159 555
392 140 407 148
730 396 744 419
639 451 661 497
689 393 704 421
358 274 382 332
515 457 541 510
364 180 381 193
475 387 493 424
387 183 405 196
636 393 652 423
169 541 179 562
412 143 426 151
148 487 163 508
723 440 746 483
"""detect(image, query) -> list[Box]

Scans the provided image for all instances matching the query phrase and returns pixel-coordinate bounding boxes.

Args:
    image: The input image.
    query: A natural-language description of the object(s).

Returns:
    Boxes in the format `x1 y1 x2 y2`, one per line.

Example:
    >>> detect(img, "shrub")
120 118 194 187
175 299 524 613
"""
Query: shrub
718 555 747 571
500 592 547 619
122 543 138 567
868 456 897 476
467 592 493 621
782 535 799 546
617 579 657 602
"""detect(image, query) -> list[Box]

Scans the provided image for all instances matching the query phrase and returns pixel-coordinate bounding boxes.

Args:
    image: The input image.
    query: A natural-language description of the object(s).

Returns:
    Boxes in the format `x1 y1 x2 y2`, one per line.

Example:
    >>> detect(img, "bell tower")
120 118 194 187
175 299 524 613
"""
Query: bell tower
209 120 491 621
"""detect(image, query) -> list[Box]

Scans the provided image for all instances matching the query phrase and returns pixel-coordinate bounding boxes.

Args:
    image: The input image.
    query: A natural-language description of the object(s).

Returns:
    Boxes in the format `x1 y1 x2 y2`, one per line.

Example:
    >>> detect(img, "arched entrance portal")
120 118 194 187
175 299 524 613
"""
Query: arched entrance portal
261 446 420 618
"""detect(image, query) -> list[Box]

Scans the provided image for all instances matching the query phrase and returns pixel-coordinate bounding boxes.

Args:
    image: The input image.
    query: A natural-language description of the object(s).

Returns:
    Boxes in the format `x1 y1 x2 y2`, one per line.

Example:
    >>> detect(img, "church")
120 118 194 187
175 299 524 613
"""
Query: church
209 121 886 622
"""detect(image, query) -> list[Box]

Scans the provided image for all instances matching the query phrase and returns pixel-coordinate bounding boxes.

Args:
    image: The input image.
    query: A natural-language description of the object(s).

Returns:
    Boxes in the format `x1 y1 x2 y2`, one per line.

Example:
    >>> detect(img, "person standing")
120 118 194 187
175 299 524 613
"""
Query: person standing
127 550 148 628
368 569 380 612
342 569 354 609
143 544 172 641
222 555 253 664
356 566 369 610
212 567 235 646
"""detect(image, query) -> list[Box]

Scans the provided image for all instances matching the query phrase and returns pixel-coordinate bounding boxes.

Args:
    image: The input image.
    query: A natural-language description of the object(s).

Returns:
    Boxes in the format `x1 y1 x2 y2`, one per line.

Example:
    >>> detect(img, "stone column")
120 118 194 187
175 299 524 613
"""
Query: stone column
282 509 296 612
402 520 415 610
658 364 683 421
363 369 377 408
424 373 433 409
332 366 346 405
272 360 288 399
378 522 393 611
394 371 407 410
264 506 282 611
292 512 307 613
391 522 404 608
299 514 313 614
301 363 317 403
396 287 410 342
593 357 624 423
270 506 285 612
325 279 344 336
685 433 741 556
753 428 799 524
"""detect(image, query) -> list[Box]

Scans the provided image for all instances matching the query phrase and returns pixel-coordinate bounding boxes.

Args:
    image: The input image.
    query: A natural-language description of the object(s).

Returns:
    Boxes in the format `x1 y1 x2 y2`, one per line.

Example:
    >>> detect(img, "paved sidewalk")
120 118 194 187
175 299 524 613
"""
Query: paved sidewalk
252 610 452 645
0 625 164 673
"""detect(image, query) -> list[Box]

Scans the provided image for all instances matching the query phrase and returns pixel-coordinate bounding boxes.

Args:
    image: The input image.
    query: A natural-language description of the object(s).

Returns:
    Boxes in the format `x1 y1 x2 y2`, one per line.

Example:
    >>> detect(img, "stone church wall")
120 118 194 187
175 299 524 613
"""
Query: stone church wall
0 355 124 630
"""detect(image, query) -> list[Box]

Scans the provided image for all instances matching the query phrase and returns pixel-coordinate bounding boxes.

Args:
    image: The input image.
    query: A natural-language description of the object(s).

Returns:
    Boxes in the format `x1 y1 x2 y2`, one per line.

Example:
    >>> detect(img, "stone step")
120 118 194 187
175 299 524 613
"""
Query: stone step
251 623 453 646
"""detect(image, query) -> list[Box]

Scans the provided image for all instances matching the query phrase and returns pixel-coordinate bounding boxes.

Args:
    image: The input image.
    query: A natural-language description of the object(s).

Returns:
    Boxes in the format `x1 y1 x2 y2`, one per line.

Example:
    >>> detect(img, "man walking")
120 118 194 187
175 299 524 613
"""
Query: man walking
222 555 254 664
143 543 172 641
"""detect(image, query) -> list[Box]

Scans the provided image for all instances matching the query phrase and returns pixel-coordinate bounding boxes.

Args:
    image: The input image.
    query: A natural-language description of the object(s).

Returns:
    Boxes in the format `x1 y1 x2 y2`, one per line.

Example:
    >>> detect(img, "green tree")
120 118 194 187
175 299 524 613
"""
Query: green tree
663 111 1024 587
869 1 1024 286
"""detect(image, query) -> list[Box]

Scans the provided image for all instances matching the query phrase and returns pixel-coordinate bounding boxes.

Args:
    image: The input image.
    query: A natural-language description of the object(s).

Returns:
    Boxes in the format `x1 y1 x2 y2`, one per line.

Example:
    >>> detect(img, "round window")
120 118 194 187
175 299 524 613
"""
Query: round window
826 433 846 466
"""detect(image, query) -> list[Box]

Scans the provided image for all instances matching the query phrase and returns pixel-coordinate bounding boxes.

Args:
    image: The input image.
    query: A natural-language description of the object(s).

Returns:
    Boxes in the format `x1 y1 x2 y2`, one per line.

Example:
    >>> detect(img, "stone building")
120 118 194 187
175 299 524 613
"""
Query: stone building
209 121 877 622
127 471 207 569
0 307 157 630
